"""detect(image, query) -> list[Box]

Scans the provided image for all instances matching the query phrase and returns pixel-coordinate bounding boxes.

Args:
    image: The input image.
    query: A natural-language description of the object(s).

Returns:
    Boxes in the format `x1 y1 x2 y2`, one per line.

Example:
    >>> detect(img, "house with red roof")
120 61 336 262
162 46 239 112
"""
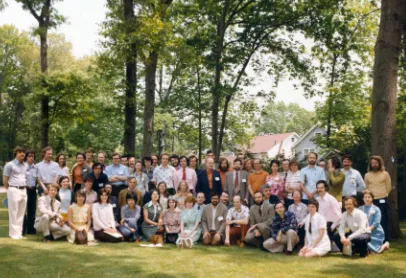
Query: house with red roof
247 132 300 159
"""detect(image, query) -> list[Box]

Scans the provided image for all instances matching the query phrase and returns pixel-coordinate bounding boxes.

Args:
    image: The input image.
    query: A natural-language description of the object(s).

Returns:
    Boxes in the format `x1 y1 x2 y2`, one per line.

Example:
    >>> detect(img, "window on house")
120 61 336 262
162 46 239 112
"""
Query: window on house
291 137 295 142
303 148 316 155
314 132 322 136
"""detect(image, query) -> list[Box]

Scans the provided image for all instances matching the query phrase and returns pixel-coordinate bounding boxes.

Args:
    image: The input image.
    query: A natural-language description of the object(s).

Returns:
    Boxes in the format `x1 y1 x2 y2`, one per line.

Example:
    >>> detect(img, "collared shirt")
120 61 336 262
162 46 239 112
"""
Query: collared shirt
90 172 109 192
248 170 269 193
143 167 154 182
132 172 149 196
173 167 197 191
226 205 249 227
285 170 301 199
25 163 38 188
121 204 141 224
152 165 175 188
364 170 392 199
339 208 370 239
342 168 366 197
300 165 326 200
271 211 298 239
105 164 129 186
317 192 342 229
266 174 284 201
288 202 308 224
194 203 206 217
3 159 27 187
211 205 217 230
36 160 60 184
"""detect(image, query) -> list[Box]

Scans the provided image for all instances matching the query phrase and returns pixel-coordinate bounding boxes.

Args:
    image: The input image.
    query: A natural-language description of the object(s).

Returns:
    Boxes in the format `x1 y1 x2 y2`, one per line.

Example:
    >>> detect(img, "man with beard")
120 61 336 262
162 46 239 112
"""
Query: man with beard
220 191 230 208
364 156 392 242
316 180 342 242
89 162 109 192
225 159 249 206
218 158 231 191
170 154 180 171
201 192 228 246
334 197 371 258
128 157 136 175
342 154 366 201
300 152 326 203
244 191 275 248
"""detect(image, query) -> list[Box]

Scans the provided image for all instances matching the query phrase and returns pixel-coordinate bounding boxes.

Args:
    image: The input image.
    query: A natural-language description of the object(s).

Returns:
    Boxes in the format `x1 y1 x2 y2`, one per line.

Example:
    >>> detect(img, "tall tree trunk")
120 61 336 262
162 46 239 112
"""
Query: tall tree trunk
123 0 137 155
40 33 49 148
197 67 202 165
142 50 158 157
326 54 337 148
371 0 403 239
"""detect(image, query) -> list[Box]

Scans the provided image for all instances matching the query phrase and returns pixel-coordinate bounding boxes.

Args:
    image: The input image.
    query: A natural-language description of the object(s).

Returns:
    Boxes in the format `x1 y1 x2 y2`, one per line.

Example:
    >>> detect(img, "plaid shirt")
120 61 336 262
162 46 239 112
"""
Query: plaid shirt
271 211 298 240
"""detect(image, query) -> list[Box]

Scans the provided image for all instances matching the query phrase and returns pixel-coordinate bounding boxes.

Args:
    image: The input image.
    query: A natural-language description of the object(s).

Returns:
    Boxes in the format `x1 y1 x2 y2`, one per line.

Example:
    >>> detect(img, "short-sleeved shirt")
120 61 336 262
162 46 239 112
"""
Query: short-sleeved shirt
36 160 60 184
3 159 27 187
226 205 249 227
288 202 308 224
248 170 269 193
285 170 301 199
300 166 326 200
152 165 175 188
341 168 366 197
105 164 129 186
25 163 38 188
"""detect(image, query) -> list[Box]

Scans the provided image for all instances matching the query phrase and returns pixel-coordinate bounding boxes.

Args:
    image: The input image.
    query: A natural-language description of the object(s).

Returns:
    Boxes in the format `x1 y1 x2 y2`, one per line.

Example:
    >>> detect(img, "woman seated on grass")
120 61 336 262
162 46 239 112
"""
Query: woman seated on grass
92 188 123 243
141 189 164 242
67 190 95 244
162 196 181 244
299 199 331 257
175 181 193 210
119 193 141 242
176 196 201 248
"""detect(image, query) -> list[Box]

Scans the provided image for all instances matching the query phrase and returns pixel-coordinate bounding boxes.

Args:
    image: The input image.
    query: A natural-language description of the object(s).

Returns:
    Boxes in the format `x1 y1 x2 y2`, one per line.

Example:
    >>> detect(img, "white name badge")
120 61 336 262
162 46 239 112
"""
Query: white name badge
242 179 247 182
112 204 116 208
379 199 386 204
119 172 124 175
99 183 104 187
296 206 302 211
215 177 220 181
83 169 87 172
353 222 358 227
218 216 223 221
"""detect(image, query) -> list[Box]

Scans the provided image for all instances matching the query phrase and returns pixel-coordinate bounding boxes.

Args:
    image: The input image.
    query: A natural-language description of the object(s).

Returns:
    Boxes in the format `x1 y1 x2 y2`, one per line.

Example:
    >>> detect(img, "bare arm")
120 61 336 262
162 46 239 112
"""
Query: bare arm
2 176 8 189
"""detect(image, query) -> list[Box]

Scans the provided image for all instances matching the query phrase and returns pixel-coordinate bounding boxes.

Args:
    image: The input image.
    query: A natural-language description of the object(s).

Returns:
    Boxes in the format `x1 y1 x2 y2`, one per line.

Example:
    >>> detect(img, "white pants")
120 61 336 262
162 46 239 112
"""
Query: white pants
34 215 71 239
7 187 27 238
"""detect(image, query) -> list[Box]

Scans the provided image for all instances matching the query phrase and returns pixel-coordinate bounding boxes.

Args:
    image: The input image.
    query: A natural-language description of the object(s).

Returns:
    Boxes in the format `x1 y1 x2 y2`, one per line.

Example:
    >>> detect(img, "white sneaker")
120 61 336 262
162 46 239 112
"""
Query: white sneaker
10 236 21 240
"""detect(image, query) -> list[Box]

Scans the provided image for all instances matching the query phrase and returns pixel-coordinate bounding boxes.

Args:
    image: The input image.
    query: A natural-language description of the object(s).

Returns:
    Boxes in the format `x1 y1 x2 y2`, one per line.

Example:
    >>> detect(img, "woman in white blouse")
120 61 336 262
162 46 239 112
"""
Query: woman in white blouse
92 188 123 242
299 199 331 257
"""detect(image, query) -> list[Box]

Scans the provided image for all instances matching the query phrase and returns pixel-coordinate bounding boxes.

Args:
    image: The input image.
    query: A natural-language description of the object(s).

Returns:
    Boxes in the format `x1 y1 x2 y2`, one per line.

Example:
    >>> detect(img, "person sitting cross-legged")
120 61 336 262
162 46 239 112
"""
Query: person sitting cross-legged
119 193 141 242
224 195 249 247
34 184 71 242
244 191 275 248
263 201 298 255
201 192 228 246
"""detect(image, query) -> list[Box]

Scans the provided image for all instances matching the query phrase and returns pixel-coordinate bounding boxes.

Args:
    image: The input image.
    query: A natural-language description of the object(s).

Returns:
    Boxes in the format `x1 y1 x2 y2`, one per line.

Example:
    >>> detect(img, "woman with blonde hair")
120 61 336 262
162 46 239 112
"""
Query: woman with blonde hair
175 181 192 210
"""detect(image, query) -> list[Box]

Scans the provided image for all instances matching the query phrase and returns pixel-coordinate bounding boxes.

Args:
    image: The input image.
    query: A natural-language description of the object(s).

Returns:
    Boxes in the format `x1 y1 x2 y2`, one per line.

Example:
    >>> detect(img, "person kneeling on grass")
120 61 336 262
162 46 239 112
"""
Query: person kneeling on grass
162 196 181 244
141 189 164 242
263 201 298 255
68 190 96 244
177 196 201 248
224 195 249 247
201 192 228 246
299 199 331 257
92 188 123 243
119 193 141 242
34 183 71 242
333 196 371 258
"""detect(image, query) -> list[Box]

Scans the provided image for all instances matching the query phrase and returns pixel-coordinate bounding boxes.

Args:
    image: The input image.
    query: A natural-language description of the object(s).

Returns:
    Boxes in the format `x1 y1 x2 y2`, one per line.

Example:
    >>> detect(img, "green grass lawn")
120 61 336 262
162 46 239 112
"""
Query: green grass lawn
0 193 405 278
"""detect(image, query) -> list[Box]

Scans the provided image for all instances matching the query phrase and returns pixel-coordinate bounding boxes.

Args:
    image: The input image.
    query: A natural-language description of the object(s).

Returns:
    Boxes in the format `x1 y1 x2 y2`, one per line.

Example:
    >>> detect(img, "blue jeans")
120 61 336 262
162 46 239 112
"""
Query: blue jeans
119 219 138 240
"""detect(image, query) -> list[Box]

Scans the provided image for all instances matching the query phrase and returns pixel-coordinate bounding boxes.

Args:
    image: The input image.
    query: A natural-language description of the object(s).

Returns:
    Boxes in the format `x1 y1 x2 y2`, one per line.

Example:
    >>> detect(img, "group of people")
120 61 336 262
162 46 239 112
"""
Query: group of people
2 146 392 257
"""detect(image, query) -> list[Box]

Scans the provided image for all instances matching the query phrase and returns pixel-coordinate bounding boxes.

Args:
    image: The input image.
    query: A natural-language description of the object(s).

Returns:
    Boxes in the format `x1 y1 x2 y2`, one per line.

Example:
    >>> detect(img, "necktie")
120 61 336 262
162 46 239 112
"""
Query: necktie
234 171 239 194
182 168 186 180
284 172 288 184
309 217 312 235
50 199 54 212
259 206 262 217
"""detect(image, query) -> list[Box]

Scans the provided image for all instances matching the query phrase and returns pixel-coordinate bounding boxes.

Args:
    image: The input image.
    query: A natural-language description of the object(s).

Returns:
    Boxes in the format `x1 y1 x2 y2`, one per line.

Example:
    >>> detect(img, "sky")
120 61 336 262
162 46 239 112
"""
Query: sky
0 0 323 110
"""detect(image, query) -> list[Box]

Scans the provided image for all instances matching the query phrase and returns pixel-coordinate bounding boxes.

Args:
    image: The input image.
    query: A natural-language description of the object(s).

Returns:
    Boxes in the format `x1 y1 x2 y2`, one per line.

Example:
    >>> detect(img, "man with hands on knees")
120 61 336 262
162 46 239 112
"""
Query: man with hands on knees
201 192 228 246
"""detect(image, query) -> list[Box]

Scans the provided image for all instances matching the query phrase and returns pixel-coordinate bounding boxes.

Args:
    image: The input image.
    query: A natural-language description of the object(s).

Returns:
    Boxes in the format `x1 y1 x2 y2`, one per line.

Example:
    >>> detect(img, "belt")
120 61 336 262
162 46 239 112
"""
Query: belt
12 186 27 190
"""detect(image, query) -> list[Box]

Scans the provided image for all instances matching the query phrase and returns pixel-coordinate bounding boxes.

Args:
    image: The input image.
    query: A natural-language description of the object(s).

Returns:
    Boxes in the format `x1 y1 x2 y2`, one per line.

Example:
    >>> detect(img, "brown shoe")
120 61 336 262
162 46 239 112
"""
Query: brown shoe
239 242 245 248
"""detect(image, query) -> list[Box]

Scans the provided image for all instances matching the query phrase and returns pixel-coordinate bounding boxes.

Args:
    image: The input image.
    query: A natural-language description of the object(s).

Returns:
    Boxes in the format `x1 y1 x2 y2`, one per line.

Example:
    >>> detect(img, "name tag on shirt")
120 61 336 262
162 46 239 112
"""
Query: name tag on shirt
242 179 247 182
215 177 220 181
119 172 124 175
353 222 358 227
83 169 88 172
112 204 116 208
99 183 104 187
379 199 386 204
296 206 302 211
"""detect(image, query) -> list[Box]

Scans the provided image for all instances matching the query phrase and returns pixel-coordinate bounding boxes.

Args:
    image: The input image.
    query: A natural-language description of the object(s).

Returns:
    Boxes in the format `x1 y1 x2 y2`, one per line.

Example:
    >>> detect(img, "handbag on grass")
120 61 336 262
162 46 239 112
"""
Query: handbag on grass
150 234 163 245
74 230 88 245
343 243 352 256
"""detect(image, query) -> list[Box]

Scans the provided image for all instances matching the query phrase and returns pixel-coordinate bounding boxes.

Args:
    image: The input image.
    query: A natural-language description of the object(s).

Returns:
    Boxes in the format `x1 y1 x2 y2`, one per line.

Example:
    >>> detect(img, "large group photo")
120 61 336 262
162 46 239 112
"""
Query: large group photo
1 0 406 277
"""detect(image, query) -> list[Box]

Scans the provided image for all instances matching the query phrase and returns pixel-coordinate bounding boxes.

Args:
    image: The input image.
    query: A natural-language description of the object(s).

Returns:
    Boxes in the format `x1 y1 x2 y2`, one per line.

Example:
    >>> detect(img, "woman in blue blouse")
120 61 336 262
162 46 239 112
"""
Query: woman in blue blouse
359 190 389 254
119 193 141 242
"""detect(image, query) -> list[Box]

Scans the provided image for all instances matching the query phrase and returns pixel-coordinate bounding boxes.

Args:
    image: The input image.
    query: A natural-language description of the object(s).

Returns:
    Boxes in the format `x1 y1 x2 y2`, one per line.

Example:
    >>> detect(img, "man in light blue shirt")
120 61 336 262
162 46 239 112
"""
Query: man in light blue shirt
341 154 366 197
300 152 326 203
105 152 129 197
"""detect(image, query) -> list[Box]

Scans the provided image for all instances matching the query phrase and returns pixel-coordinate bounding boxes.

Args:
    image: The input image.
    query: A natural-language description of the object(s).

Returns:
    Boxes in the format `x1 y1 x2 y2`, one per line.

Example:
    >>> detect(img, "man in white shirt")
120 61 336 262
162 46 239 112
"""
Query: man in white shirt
152 153 176 191
225 195 249 247
333 197 371 258
36 147 60 196
34 184 71 242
